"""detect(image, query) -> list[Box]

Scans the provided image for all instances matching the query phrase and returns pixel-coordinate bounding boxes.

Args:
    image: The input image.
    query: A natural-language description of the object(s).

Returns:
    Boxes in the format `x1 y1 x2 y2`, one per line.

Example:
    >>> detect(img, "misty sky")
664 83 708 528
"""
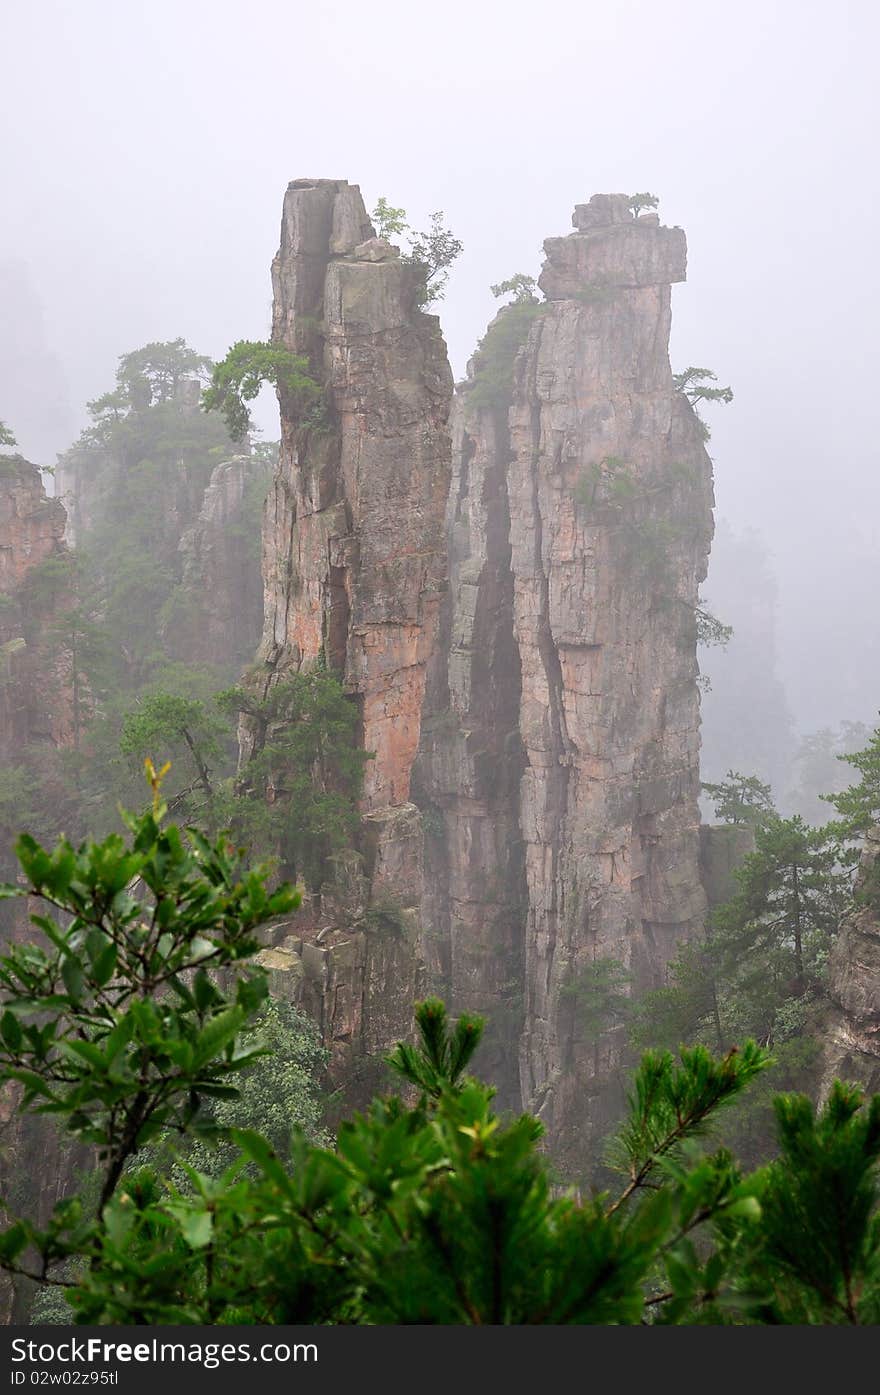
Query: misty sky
2 0 878 734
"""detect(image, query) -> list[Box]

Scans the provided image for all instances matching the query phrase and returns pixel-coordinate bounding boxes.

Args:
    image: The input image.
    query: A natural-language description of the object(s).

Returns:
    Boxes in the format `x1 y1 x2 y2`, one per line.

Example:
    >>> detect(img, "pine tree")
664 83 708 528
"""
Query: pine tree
702 770 776 827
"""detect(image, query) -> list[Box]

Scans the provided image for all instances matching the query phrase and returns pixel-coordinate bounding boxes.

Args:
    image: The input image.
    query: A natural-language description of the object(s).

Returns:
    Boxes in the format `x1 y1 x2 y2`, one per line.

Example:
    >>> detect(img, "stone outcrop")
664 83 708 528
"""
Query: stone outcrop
513 197 712 1157
245 184 713 1161
0 458 78 1321
820 828 880 1098
418 193 713 1159
414 378 528 1099
0 456 73 758
243 179 453 1064
168 453 269 672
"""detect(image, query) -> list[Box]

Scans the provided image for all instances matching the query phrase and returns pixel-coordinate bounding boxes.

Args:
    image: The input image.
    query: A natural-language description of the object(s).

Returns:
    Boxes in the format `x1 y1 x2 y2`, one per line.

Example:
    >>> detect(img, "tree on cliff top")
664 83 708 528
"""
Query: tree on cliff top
465 277 546 412
702 770 776 828
490 273 539 305
85 339 212 435
371 198 463 306
371 197 407 238
117 339 212 407
0 420 16 448
626 192 659 216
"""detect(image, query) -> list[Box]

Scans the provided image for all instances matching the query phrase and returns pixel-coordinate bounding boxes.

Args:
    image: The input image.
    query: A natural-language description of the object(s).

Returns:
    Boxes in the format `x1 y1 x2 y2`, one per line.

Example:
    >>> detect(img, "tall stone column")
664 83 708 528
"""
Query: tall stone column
244 180 453 1083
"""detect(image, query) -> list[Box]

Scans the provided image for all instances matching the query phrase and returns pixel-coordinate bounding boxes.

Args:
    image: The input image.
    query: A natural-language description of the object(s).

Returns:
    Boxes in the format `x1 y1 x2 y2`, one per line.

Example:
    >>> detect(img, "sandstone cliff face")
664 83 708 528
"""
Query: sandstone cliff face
418 194 713 1156
0 456 72 757
245 179 453 1066
247 184 713 1157
820 828 880 1098
414 387 527 1099
513 198 712 1155
0 459 76 1320
169 453 268 672
0 457 66 591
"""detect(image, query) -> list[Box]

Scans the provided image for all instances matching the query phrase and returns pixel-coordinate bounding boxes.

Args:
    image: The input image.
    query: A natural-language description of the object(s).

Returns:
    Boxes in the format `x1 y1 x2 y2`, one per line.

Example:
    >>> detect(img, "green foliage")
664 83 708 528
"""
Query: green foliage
712 816 849 1004
466 299 545 411
673 366 734 441
202 340 322 443
0 766 45 845
119 692 227 817
405 211 463 307
115 339 212 407
608 1041 768 1198
786 720 870 825
5 954 880 1325
626 192 659 216
621 516 692 587
702 770 776 827
0 419 16 448
717 1036 823 1173
249 438 280 468
561 957 632 1040
490 273 539 305
673 366 734 406
371 197 407 238
7 990 796 1326
362 894 410 941
823 715 880 835
573 455 637 513
572 456 706 598
630 939 719 1054
0 780 300 1225
571 283 615 305
219 667 370 886
694 602 733 648
370 199 463 306
146 998 329 1183
386 997 485 1099
83 340 212 448
745 1083 880 1323
20 338 274 849
634 813 850 1161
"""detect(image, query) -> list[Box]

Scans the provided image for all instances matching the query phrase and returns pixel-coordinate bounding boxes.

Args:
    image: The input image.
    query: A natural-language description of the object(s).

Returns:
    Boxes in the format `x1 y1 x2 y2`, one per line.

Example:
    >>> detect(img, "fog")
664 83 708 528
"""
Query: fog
2 0 878 737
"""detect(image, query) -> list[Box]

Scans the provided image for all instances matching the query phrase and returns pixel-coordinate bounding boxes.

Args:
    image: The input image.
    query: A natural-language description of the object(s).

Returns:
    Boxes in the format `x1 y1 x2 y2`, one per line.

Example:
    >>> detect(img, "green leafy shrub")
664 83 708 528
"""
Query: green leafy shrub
702 771 775 827
219 667 371 887
363 894 411 941
673 366 733 441
370 199 463 307
466 301 545 412
0 773 299 1222
573 455 637 513
3 885 880 1325
203 341 322 442
626 192 659 216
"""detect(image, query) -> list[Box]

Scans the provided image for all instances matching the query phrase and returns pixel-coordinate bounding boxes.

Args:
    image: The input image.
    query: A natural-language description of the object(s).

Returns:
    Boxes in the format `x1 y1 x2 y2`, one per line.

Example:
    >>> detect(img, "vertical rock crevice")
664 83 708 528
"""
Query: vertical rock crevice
414 389 527 1101
424 193 714 1161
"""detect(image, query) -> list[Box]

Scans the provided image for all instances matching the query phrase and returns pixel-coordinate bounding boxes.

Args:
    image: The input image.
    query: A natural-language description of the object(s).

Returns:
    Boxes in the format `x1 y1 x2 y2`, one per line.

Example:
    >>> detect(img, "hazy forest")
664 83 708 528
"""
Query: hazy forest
1 0 879 1333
